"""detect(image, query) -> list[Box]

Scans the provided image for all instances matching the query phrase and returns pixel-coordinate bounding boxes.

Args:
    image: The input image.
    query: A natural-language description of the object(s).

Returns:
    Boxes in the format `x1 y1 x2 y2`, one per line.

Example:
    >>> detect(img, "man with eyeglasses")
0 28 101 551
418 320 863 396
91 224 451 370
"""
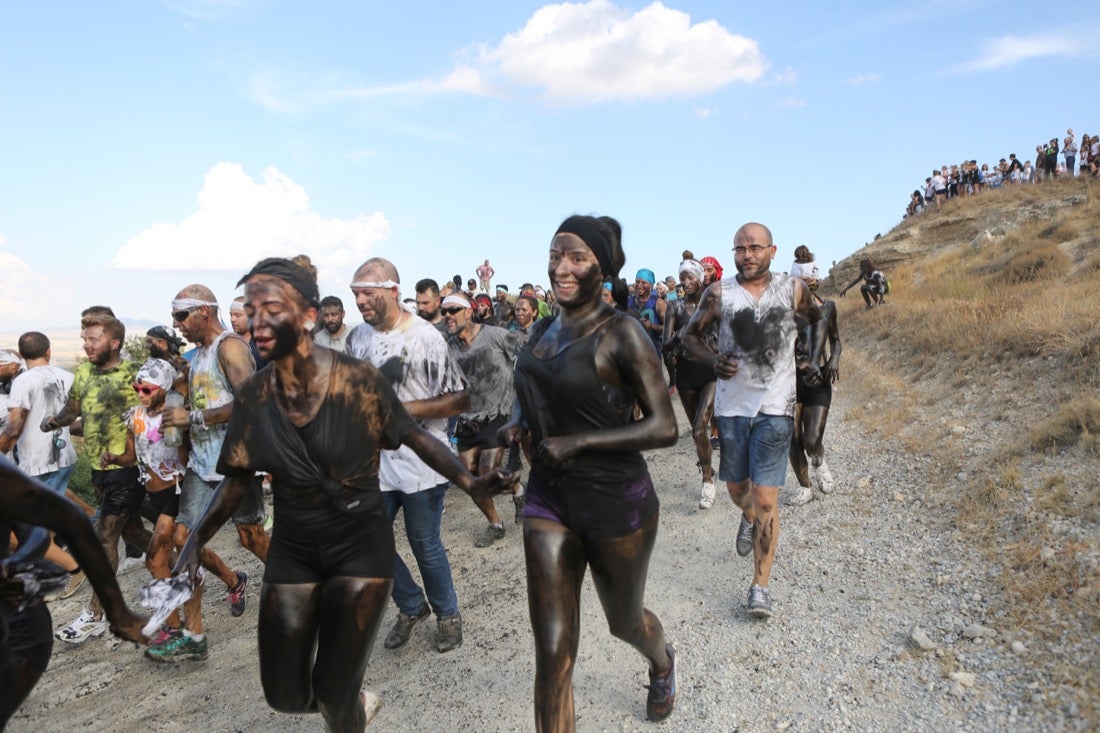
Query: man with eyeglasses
160 285 268 635
42 314 154 643
346 258 471 654
682 222 822 620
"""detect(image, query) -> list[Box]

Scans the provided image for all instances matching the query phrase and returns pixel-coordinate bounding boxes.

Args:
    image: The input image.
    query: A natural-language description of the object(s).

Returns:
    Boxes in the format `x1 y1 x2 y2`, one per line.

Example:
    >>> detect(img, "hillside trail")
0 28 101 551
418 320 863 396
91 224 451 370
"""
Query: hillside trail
10 386 1081 732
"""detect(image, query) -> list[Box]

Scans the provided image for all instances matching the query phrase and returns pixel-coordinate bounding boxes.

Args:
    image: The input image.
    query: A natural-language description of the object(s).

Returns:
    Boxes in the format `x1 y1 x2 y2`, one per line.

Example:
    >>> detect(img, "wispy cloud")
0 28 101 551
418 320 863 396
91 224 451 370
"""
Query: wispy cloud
845 72 880 86
247 1 766 111
775 97 806 109
948 30 1096 73
693 106 716 120
164 0 256 23
0 237 67 322
112 163 390 289
767 67 798 87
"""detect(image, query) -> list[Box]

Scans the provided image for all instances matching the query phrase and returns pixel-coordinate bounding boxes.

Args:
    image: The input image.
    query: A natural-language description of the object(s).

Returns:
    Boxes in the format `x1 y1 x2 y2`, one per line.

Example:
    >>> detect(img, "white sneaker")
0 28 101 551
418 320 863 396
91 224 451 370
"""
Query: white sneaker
117 554 146 575
56 608 109 644
789 486 814 506
815 461 834 494
362 689 382 723
698 481 716 510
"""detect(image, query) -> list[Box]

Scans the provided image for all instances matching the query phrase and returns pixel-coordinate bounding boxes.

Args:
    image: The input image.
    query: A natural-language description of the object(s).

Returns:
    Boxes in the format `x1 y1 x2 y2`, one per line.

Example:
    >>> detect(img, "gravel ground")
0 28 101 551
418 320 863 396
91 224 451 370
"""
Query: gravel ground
10 385 1094 732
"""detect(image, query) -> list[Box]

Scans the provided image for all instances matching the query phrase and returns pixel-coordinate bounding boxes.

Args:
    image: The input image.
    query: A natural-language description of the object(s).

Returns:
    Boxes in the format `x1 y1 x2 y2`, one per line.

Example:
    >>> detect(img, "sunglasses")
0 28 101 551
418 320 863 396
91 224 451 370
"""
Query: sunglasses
172 308 197 322
133 383 161 396
440 307 466 316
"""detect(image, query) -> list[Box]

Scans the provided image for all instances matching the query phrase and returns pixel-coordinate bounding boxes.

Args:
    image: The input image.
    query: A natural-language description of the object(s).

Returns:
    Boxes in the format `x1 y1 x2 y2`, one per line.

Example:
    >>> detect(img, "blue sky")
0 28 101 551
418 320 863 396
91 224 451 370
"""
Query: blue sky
1 0 1096 333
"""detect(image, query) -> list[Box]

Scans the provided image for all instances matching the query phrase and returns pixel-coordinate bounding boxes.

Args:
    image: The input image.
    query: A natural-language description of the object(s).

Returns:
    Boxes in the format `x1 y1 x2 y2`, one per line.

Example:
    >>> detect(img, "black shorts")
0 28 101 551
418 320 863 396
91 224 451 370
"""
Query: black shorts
796 375 833 408
92 467 145 518
455 415 509 452
146 486 180 519
524 468 659 541
264 501 395 584
674 357 716 393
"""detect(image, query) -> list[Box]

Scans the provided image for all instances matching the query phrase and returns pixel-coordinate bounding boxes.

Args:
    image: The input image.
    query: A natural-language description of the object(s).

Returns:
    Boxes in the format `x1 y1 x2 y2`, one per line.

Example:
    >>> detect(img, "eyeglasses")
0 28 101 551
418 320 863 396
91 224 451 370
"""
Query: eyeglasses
440 307 466 316
133 384 161 396
733 244 771 255
171 308 196 323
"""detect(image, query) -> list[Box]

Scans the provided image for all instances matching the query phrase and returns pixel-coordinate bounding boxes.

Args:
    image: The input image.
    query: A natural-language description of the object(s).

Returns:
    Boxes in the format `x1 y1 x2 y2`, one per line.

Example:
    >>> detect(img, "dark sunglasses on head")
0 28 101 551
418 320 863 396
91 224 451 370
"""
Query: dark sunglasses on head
133 384 160 396
440 307 466 315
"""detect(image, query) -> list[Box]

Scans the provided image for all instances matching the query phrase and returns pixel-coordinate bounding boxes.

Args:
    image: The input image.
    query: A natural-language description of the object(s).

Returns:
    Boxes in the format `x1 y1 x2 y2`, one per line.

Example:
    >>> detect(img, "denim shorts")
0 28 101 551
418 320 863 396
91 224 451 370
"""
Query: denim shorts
716 415 794 487
177 469 265 529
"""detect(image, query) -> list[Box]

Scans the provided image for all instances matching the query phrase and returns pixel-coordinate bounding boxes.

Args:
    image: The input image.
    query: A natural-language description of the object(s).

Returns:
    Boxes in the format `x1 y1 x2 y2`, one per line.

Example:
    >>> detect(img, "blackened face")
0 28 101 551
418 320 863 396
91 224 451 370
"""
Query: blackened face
680 271 701 296
244 277 309 361
82 326 119 367
549 233 603 307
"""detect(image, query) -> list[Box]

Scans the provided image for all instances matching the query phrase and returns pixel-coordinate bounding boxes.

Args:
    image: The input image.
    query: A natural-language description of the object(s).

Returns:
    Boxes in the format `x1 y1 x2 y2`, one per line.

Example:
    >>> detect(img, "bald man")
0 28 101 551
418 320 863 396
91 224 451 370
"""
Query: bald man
682 223 821 619
345 258 471 654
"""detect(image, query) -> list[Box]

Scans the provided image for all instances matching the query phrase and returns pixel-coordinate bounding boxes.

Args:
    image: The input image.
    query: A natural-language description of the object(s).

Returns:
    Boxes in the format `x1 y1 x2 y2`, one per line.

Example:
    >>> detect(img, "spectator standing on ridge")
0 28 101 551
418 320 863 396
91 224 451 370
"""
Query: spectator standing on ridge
1064 129 1077 176
476 259 495 293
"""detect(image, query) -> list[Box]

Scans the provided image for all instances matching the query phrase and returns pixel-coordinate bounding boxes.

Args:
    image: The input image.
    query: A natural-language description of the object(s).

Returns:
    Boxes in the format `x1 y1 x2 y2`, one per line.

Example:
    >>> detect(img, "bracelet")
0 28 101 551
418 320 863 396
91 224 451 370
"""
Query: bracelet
189 409 206 429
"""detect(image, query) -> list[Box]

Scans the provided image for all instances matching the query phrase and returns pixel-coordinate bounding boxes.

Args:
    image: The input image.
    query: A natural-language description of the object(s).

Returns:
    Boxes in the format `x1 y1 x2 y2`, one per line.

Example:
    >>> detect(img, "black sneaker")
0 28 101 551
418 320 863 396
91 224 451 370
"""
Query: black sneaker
384 604 430 649
475 523 506 547
645 644 677 722
736 515 754 557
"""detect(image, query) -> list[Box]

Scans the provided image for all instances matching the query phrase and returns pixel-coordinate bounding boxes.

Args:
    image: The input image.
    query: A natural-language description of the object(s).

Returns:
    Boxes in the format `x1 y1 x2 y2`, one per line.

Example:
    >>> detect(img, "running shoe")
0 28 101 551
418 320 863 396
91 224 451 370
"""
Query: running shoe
384 604 430 650
747 584 772 619
789 486 814 506
55 608 108 644
709 435 720 450
474 523 506 547
698 482 716 510
227 570 248 617
117 554 146 575
151 624 182 646
435 612 463 653
645 644 677 722
815 461 834 494
735 515 754 557
46 568 86 602
145 632 208 662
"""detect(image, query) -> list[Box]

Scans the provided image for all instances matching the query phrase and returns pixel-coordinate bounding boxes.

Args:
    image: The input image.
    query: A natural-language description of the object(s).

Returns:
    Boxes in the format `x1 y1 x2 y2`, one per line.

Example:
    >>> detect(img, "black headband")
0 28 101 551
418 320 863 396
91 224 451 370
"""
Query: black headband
555 215 615 279
238 257 320 309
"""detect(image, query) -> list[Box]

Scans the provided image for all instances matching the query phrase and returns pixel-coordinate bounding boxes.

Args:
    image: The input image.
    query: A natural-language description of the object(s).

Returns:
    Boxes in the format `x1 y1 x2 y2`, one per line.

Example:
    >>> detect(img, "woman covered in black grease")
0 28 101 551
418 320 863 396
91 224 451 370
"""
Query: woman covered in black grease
500 215 679 730
173 255 514 732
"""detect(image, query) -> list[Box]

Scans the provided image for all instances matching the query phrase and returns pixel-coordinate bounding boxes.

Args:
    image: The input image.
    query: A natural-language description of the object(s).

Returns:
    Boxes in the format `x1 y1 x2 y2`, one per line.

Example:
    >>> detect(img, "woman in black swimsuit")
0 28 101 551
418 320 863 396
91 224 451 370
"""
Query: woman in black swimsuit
174 256 513 732
502 215 679 730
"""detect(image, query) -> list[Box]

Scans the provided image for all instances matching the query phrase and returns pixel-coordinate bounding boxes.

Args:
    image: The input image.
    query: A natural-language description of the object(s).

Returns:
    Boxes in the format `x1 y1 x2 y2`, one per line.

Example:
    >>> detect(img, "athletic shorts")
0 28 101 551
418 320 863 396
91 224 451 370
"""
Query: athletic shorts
455 415 509 452
524 470 659 541
264 501 395 584
716 414 793 487
145 486 180 519
674 357 716 394
91 467 145 518
177 470 265 530
796 376 833 408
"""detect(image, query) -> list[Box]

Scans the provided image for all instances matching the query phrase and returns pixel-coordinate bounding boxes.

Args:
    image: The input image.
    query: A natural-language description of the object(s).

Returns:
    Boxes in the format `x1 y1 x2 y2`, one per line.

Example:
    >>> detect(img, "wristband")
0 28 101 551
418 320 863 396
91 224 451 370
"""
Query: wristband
189 410 206 429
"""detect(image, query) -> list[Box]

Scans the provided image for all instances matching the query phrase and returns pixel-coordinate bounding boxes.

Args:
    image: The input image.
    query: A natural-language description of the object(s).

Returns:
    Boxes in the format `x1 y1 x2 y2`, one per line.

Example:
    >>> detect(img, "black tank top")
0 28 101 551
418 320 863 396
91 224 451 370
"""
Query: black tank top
514 312 647 485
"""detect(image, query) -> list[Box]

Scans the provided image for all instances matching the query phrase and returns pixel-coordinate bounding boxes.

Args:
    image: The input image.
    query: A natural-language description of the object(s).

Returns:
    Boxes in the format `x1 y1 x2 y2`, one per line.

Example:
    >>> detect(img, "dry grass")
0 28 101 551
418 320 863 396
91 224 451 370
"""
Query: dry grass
835 177 1100 717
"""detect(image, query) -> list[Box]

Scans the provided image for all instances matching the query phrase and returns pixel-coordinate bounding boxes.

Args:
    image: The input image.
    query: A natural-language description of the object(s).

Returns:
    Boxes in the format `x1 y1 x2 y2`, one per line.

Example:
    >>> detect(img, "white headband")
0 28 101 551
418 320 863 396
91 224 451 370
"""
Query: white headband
172 298 218 311
349 280 399 289
678 259 705 283
441 294 471 309
229 301 246 313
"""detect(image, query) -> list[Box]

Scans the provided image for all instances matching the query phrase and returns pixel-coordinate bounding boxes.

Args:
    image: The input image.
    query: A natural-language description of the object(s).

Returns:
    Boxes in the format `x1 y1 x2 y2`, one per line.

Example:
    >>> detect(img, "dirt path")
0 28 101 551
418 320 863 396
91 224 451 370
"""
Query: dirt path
10 389 1081 732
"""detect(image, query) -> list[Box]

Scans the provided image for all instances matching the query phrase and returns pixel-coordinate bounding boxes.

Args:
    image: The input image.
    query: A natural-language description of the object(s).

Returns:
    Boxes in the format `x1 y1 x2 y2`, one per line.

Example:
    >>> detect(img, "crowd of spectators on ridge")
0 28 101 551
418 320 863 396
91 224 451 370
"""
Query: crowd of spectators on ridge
905 127 1098 218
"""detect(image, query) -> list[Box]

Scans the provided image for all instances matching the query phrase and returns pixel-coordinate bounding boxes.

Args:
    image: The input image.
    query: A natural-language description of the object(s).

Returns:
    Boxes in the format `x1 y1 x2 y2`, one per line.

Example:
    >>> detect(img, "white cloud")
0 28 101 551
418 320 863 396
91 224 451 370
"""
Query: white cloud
472 1 767 103
112 163 390 278
693 106 715 120
949 30 1095 73
845 72 880 86
0 238 67 322
775 97 806 109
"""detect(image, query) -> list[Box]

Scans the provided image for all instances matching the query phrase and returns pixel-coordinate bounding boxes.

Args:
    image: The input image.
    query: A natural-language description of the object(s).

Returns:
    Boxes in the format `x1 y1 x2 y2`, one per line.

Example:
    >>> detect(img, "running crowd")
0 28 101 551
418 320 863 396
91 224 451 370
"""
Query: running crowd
1 216 847 732
906 126 1098 216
